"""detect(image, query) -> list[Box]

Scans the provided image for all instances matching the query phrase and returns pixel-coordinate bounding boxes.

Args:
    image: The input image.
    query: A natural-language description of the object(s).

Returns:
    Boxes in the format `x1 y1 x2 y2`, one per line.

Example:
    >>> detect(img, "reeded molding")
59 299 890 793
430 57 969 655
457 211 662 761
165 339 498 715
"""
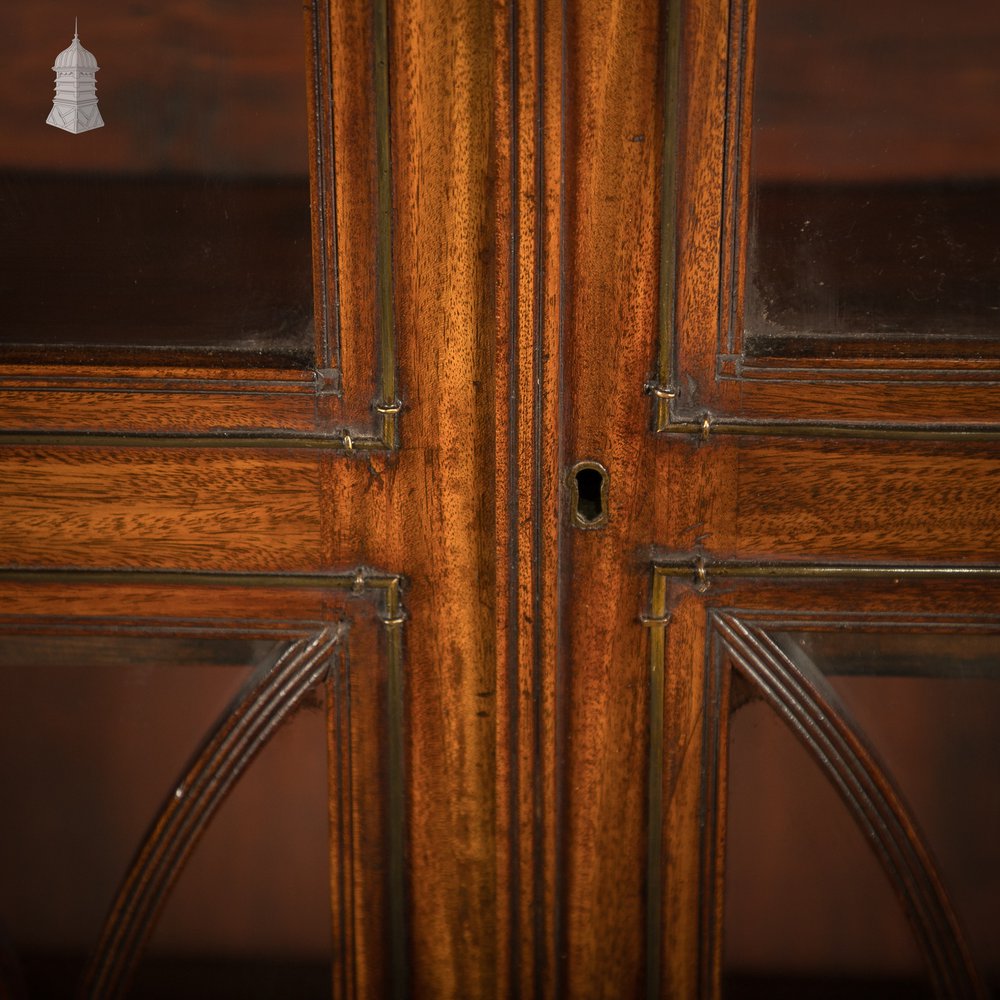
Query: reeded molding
713 613 985 1000
644 558 997 999
0 567 407 1000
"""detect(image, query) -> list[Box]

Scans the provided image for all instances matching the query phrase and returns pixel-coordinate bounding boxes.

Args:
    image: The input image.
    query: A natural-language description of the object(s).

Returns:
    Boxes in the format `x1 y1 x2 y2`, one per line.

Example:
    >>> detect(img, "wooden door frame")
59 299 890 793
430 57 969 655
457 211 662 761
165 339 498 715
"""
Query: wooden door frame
1 0 499 995
4 1 999 997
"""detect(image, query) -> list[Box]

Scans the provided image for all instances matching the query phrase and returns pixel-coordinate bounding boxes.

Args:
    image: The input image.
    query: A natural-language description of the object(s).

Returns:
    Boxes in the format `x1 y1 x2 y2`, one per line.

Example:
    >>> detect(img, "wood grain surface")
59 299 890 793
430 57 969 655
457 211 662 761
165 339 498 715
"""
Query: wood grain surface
494 0 555 992
732 441 1000 561
319 0 499 993
0 448 323 570
3 1 1000 997
556 0 665 993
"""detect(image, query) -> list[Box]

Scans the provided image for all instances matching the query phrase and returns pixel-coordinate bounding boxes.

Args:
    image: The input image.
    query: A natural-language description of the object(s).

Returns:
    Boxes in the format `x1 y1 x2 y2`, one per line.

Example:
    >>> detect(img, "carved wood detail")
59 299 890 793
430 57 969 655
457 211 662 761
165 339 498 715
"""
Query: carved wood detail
711 611 986 1000
649 565 1000 997
0 571 407 1000
84 629 346 998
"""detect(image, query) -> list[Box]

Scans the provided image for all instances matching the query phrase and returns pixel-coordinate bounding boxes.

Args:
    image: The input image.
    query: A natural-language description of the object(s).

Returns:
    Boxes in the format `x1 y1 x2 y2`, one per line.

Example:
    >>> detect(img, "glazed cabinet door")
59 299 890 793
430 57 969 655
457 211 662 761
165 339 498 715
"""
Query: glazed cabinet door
0 1 495 997
3 1 1000 998
516 0 1000 997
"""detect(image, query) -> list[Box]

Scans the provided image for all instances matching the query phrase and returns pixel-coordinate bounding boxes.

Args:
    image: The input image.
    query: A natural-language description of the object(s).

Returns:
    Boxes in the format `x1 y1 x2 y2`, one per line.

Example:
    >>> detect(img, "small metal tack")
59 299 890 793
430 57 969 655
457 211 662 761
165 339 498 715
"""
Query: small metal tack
700 415 712 441
694 557 710 593
639 612 672 626
644 382 677 400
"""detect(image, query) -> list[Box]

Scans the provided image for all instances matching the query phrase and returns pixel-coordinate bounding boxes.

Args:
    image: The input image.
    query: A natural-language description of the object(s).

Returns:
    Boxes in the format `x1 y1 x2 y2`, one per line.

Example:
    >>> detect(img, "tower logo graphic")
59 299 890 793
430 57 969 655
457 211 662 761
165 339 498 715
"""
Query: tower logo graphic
46 19 104 134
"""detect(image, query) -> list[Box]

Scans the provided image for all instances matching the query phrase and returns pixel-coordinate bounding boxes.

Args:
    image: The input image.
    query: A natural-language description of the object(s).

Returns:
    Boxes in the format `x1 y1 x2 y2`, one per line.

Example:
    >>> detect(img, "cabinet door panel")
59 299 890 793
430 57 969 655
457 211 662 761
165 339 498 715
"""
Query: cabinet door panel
747 0 1000 357
652 572 1000 997
661 0 1000 434
0 576 404 999
0 0 399 448
0 3 312 361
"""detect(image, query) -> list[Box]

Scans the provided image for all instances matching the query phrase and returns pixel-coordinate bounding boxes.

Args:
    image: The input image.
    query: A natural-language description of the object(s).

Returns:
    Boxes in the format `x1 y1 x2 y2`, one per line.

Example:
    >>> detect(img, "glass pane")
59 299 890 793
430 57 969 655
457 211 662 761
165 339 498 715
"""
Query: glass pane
0 633 280 996
723 695 931 997
774 630 1000 992
133 689 331 1000
771 630 997 679
746 1 1000 356
0 3 313 363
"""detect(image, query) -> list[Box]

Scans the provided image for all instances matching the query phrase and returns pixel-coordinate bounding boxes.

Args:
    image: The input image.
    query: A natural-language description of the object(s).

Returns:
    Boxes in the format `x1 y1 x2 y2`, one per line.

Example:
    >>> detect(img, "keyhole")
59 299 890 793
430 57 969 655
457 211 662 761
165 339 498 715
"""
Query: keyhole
570 461 608 528
576 468 603 521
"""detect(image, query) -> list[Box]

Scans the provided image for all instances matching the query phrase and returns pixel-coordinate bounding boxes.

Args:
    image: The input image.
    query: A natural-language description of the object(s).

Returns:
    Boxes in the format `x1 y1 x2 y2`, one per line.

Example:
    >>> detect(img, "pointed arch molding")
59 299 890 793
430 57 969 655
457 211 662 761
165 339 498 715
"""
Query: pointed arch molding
712 615 982 999
644 559 998 1000
85 629 345 998
0 568 407 1000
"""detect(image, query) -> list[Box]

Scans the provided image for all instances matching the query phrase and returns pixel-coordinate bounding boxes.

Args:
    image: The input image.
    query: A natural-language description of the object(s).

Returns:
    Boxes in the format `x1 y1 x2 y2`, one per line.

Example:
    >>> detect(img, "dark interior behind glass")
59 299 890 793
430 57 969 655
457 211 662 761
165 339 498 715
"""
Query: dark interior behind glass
0 3 313 365
746 1 1000 358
